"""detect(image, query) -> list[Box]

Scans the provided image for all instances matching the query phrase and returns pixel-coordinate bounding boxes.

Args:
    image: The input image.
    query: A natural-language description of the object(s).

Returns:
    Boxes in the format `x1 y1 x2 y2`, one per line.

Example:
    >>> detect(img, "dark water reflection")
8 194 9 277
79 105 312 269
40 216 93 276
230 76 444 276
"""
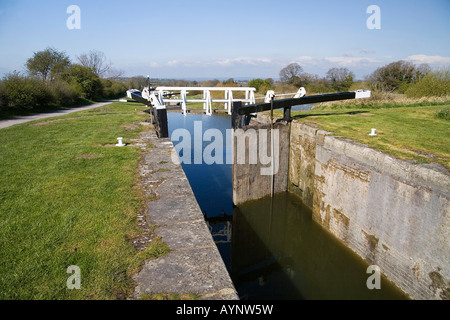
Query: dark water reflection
167 112 408 300
231 193 409 300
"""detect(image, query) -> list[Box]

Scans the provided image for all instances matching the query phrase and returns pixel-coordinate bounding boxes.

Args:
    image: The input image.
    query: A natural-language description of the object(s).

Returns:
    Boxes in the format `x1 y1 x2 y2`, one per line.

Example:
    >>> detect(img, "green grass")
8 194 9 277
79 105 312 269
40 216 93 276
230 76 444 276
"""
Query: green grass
134 237 171 262
0 101 166 299
284 100 450 169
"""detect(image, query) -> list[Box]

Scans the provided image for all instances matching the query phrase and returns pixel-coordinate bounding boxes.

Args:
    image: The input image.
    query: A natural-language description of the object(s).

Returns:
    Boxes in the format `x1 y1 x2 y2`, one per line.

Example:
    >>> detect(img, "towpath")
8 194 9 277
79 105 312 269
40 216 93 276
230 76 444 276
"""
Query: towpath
0 101 115 129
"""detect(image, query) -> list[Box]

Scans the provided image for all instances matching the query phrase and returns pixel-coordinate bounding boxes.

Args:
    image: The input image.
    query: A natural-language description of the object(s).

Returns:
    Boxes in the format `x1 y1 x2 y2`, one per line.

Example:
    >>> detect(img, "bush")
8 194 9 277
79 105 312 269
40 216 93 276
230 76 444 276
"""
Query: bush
0 72 53 109
435 107 450 120
101 79 127 99
405 69 450 98
306 78 332 94
0 81 6 108
61 64 103 99
248 78 274 93
367 60 429 92
273 82 299 95
49 79 82 105
326 68 354 92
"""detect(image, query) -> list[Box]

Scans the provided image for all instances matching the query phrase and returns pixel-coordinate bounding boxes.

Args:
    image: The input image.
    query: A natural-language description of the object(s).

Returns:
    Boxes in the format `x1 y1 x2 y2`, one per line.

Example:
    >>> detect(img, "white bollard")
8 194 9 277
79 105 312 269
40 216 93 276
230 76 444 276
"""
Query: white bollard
369 128 377 136
264 90 275 103
293 87 306 98
116 137 126 146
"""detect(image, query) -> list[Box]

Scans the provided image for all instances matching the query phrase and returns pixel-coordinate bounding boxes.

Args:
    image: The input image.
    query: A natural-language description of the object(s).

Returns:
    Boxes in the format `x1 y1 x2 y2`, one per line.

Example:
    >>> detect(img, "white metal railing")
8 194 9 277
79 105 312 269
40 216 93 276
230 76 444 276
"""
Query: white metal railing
154 86 256 115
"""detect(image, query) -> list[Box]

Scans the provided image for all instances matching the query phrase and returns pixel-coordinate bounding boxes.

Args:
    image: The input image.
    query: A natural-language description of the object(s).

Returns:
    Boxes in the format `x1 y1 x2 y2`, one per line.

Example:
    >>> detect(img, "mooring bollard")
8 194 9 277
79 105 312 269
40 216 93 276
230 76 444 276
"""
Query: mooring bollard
116 137 126 146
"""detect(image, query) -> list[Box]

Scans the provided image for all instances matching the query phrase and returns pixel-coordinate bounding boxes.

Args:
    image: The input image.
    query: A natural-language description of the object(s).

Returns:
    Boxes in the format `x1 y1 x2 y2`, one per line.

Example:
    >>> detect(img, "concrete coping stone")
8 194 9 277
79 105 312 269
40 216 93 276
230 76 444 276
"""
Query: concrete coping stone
133 128 239 300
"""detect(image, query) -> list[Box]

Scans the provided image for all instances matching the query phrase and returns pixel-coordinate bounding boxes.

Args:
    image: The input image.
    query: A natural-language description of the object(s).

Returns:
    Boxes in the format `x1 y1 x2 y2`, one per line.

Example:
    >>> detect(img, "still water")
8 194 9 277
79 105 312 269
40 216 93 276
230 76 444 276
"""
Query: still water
167 112 408 300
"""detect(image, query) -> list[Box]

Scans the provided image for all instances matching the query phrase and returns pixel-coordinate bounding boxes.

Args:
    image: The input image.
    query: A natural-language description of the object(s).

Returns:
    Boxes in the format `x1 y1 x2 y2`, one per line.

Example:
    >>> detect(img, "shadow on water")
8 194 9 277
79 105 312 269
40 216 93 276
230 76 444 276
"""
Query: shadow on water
167 112 409 300
231 193 409 300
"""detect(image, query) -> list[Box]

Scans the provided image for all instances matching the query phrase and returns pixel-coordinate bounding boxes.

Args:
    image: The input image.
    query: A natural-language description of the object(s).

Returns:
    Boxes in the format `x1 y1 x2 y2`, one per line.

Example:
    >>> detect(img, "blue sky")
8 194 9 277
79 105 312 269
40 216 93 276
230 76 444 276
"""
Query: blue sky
0 0 449 80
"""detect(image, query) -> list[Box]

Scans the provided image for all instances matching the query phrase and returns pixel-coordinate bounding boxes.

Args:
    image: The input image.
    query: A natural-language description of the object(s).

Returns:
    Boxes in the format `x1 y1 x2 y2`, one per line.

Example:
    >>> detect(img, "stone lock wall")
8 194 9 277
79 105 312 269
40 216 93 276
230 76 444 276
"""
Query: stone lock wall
289 121 450 300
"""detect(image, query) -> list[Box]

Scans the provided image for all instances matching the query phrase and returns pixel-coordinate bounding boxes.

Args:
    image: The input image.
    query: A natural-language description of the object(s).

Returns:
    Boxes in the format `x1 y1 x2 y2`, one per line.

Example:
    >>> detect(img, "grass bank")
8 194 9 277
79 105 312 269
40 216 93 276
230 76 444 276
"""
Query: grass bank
285 99 450 169
0 101 166 299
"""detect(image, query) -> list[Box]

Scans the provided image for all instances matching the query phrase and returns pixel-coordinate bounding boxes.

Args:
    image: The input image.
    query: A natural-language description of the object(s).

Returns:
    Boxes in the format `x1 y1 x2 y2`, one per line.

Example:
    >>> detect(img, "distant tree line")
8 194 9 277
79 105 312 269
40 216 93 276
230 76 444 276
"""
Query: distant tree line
0 47 127 112
277 63 355 93
2 47 449 114
275 61 449 98
365 61 449 98
122 61 449 100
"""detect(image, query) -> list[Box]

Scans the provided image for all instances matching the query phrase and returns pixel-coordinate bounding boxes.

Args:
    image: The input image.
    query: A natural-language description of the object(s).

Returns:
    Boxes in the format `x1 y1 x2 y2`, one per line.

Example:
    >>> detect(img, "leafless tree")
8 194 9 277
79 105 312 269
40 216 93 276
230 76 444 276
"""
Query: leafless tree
77 50 112 78
104 68 124 80
279 63 304 85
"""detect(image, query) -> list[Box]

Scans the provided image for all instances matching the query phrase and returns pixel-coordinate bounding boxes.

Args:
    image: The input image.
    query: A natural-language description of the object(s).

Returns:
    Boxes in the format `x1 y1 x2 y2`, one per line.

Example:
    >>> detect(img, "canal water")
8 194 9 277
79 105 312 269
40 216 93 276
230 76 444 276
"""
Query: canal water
167 112 409 300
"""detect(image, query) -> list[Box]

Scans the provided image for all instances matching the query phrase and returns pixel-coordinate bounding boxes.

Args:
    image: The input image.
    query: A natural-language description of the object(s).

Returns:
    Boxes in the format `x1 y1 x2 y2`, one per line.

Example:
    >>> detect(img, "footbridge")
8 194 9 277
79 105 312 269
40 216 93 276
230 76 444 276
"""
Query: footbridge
127 86 256 116
126 78 371 138
154 86 256 116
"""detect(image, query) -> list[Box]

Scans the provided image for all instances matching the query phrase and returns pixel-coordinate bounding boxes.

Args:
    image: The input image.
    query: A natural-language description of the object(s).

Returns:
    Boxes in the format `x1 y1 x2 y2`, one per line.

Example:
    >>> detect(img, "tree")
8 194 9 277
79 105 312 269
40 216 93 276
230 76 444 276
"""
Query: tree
414 64 432 80
297 72 318 86
279 63 304 85
123 76 148 90
248 78 274 93
326 68 354 91
367 60 430 92
77 50 113 78
61 64 103 99
26 47 70 82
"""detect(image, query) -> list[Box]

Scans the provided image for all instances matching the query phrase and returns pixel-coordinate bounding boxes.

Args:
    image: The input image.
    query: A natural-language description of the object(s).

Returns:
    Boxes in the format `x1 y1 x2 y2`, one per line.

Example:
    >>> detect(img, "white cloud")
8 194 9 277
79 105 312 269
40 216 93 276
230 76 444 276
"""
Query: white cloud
160 57 279 68
325 56 381 66
214 57 275 66
167 60 181 67
151 55 385 71
404 54 450 66
291 55 382 68
144 54 450 79
290 56 322 66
